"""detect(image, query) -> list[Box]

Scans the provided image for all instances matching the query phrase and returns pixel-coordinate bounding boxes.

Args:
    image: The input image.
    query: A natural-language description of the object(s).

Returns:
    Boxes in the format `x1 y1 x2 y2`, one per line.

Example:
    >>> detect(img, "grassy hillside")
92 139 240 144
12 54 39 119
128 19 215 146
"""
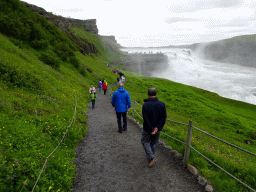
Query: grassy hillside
0 0 121 191
110 68 256 192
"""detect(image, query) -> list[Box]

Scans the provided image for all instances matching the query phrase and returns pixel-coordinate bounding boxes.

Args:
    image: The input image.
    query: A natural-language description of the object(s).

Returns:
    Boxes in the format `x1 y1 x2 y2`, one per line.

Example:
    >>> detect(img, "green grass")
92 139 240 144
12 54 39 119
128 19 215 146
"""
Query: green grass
110 70 256 192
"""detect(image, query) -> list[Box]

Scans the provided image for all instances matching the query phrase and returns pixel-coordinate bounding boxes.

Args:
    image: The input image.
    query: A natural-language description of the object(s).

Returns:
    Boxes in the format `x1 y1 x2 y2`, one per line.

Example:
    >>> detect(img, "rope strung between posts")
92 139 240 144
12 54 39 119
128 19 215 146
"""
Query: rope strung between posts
189 145 256 192
135 100 142 108
166 119 189 126
135 110 143 120
192 126 256 157
161 131 186 145
32 94 77 192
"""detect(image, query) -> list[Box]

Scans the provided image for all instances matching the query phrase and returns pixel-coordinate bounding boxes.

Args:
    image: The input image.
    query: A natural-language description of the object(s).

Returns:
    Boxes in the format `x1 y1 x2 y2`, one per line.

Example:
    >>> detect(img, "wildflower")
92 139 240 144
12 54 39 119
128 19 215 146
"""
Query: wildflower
7 175 10 177
11 177 14 180
49 186 52 190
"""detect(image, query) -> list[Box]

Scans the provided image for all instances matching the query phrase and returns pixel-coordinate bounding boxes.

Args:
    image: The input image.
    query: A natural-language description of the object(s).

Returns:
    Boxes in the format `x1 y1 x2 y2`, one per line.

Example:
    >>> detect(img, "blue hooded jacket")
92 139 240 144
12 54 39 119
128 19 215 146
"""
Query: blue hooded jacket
111 87 131 113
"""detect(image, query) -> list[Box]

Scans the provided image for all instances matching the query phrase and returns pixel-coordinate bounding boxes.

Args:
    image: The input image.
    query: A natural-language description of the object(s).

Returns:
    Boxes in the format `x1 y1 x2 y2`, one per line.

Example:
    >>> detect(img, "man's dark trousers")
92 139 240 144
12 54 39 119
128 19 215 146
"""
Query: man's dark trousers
116 112 127 132
141 130 160 160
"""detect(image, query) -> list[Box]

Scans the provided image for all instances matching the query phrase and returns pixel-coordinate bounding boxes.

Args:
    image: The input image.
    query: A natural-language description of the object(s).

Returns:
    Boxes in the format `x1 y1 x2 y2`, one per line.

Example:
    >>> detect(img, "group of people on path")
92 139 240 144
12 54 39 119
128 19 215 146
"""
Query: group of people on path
89 76 167 167
89 78 108 109
111 83 167 167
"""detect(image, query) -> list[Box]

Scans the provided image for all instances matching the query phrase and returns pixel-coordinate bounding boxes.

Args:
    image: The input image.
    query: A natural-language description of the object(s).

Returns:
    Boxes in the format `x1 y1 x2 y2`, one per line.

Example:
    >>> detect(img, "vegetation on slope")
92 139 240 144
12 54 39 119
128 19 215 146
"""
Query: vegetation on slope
0 0 121 191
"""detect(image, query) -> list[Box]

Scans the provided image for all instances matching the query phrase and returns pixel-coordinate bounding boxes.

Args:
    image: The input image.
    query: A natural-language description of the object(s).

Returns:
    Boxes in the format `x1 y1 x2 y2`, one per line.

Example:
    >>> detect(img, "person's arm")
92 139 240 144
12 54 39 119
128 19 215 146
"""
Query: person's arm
127 93 131 111
111 92 116 108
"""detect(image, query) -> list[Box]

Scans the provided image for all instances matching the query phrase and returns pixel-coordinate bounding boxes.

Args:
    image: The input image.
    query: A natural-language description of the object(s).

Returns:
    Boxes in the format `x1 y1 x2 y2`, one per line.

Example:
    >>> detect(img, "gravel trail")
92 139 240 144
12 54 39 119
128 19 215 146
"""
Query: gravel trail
72 87 205 192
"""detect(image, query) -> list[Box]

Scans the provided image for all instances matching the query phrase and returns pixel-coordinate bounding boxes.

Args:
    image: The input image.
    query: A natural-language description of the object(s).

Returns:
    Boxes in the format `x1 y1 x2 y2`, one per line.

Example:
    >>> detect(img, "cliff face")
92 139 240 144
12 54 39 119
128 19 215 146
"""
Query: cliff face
21 1 98 35
187 35 256 68
100 35 122 48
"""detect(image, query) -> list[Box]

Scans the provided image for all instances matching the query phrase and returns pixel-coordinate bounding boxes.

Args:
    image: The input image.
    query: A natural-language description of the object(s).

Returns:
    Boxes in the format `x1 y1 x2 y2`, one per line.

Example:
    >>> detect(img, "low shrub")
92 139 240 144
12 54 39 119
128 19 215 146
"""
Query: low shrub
39 52 61 69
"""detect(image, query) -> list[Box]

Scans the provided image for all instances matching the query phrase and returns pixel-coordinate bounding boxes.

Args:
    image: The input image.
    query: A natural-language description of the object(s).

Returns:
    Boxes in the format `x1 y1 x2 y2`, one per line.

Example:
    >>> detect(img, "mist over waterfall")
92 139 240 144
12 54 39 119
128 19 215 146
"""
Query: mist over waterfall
120 47 256 105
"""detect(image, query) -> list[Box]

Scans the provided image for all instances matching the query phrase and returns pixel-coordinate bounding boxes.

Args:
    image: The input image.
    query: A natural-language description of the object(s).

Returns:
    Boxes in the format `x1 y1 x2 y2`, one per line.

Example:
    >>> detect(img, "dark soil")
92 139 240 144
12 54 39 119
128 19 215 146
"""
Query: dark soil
72 87 205 192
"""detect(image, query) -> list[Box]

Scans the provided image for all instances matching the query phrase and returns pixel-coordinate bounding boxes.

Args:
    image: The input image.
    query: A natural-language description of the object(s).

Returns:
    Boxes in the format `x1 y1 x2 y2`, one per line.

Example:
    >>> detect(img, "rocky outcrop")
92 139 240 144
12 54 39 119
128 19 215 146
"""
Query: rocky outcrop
178 35 256 68
100 35 122 48
121 52 169 76
21 1 98 35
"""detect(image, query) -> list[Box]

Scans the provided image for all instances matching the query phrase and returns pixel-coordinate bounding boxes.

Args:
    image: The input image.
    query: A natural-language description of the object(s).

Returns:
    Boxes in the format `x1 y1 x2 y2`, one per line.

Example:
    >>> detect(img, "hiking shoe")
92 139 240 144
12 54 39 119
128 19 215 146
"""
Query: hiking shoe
149 158 156 167
118 131 123 133
123 129 127 131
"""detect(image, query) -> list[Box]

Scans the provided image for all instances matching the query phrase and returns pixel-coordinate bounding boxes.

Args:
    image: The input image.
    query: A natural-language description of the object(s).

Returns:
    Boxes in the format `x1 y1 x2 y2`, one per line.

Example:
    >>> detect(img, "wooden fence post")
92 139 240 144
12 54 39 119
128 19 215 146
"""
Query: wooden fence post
183 120 193 166
132 99 136 118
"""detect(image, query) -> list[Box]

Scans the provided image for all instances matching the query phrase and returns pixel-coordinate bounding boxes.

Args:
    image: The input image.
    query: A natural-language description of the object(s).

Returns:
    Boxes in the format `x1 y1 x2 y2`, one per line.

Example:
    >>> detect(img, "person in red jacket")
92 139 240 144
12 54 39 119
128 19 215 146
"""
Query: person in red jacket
102 80 108 95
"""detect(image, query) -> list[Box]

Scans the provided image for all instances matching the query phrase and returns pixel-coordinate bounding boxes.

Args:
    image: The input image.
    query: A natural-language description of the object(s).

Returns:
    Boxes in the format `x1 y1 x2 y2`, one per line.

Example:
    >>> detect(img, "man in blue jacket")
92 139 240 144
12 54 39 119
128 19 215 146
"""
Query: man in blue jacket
111 83 131 133
141 87 166 167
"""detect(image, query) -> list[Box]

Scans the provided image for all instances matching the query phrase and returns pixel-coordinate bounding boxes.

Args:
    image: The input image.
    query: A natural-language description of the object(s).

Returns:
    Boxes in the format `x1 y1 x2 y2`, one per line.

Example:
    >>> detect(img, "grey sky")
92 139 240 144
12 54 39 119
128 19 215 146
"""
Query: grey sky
22 0 256 47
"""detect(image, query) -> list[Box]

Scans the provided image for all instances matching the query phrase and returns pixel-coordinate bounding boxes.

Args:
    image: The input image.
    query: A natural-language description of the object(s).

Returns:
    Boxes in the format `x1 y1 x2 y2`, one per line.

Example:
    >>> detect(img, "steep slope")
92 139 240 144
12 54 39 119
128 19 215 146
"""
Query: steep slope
0 0 121 191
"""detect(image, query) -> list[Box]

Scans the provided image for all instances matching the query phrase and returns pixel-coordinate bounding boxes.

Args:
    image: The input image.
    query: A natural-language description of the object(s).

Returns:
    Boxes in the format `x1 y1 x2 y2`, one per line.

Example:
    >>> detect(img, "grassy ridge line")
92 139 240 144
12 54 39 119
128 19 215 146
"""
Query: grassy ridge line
111 69 256 192
0 24 120 192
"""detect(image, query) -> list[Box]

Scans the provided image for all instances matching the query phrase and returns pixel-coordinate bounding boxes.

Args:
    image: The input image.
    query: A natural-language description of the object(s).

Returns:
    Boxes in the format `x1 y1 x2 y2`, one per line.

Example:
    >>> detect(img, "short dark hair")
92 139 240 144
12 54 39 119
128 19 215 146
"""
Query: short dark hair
148 87 157 96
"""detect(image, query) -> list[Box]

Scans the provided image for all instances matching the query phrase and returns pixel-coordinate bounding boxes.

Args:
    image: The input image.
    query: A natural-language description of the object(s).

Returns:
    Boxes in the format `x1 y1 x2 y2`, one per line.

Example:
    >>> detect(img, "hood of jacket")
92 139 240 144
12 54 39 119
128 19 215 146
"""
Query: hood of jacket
118 87 126 92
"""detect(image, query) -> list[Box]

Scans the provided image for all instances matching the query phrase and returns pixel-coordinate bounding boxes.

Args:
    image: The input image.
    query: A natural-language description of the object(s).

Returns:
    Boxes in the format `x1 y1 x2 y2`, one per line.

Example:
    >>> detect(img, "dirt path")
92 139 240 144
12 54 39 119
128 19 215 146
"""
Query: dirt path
72 86 205 192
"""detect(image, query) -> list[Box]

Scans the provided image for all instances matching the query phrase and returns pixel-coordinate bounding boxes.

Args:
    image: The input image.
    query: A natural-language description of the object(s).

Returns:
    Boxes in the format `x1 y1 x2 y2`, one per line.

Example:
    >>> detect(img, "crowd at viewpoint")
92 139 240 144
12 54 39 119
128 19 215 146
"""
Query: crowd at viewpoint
89 73 166 167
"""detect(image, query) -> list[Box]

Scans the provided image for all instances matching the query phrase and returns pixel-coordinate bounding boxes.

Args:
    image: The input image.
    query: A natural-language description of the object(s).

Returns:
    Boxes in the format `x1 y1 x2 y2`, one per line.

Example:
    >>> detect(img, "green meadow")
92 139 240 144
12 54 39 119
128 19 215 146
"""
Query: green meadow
1 0 256 191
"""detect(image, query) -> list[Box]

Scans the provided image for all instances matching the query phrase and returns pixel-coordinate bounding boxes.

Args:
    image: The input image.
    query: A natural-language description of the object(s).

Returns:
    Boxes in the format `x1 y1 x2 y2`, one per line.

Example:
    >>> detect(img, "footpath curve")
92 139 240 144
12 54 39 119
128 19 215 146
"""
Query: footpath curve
72 86 205 192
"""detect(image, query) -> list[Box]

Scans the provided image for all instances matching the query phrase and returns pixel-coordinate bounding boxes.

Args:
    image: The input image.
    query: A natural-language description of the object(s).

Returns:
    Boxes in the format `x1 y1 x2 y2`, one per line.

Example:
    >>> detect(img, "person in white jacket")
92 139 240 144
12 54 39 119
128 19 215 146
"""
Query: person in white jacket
89 85 96 94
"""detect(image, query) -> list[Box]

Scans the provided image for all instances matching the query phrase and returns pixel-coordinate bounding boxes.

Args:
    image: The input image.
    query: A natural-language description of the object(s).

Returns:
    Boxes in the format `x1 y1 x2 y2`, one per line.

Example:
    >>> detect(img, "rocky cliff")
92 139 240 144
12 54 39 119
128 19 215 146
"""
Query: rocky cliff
175 35 256 68
21 1 98 35
100 35 122 48
21 1 122 56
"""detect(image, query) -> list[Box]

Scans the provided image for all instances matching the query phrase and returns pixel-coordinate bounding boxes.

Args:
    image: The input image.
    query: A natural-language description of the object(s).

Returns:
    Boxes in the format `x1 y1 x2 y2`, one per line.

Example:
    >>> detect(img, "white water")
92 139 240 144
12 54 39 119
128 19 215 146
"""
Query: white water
120 47 256 105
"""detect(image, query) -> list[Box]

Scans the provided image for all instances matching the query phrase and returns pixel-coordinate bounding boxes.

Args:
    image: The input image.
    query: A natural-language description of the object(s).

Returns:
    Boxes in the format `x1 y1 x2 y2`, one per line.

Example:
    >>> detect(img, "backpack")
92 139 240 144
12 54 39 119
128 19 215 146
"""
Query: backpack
90 93 97 100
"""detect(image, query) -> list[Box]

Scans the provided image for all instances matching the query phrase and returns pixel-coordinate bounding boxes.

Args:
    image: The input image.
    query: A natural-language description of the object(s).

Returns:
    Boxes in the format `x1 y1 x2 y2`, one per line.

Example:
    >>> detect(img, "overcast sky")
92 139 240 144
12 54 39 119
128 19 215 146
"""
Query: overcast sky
22 0 256 47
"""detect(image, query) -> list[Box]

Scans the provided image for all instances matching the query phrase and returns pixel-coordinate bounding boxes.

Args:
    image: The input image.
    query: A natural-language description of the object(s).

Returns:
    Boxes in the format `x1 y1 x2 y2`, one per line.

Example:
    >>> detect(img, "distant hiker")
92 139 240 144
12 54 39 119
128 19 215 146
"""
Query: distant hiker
111 83 131 133
90 92 97 109
141 87 166 167
102 80 108 95
117 77 120 83
98 80 102 92
89 85 96 94
102 78 105 85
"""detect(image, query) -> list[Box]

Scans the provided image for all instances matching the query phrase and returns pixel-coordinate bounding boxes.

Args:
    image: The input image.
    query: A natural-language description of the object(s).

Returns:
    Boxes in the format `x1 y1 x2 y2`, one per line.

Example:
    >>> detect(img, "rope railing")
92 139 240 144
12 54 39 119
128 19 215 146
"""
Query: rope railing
32 94 77 192
189 145 256 192
193 126 256 157
161 131 186 145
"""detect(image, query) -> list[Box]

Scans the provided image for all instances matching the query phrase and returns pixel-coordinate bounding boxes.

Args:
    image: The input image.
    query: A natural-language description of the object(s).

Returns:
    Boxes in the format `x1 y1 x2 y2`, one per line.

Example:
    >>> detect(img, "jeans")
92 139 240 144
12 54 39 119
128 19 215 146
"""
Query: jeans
116 112 127 132
141 130 160 161
99 87 102 92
